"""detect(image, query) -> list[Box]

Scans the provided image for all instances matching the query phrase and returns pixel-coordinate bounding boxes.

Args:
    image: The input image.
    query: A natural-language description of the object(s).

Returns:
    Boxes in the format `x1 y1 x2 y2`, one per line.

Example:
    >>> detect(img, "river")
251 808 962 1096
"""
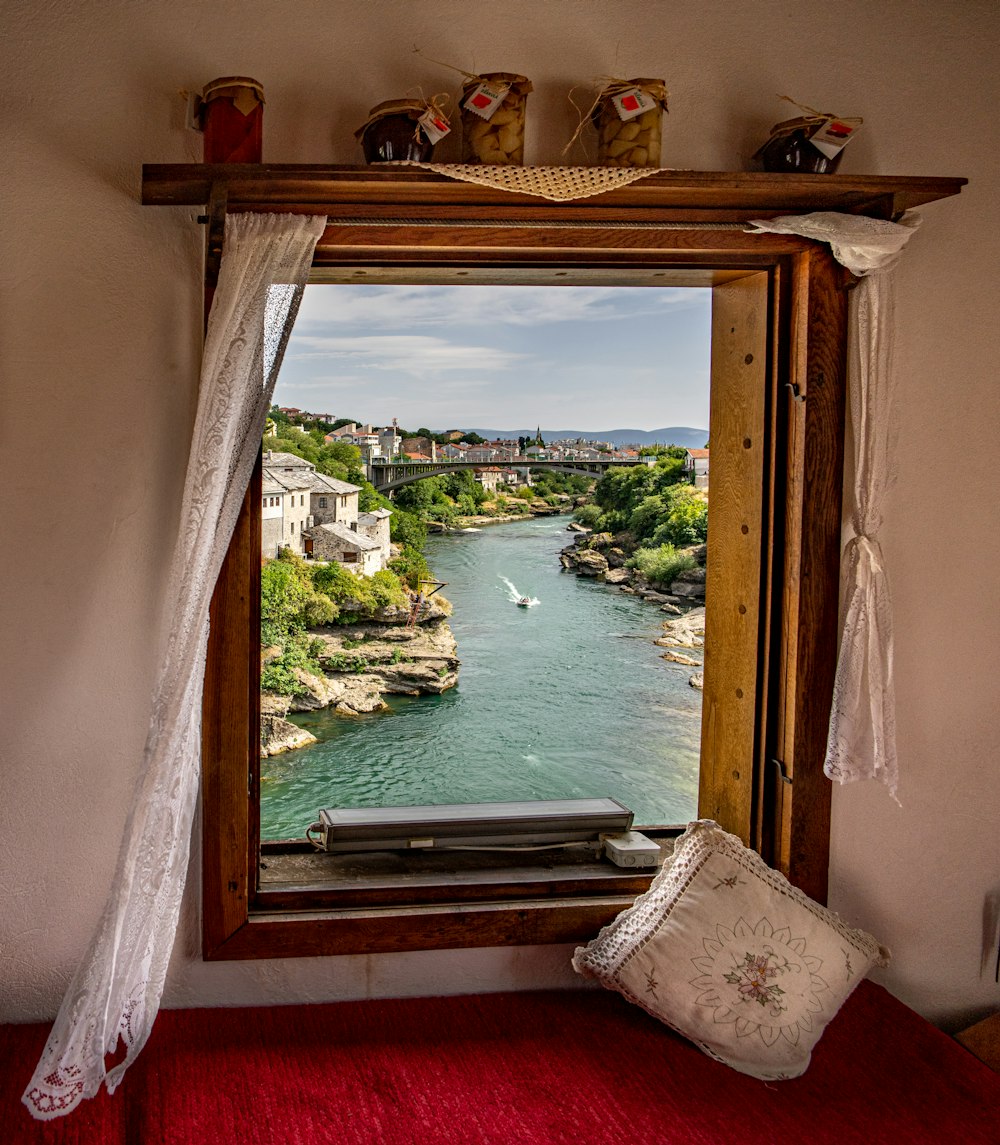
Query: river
260 515 702 840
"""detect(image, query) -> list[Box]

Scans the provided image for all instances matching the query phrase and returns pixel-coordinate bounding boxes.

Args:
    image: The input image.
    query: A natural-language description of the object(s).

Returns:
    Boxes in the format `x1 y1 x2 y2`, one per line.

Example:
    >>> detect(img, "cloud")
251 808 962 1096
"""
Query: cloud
288 334 526 379
294 284 699 330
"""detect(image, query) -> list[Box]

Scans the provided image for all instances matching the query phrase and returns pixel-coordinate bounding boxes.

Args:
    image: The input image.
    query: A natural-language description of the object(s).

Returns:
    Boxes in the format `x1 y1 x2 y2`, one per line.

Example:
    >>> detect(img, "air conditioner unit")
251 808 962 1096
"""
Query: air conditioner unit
306 797 634 853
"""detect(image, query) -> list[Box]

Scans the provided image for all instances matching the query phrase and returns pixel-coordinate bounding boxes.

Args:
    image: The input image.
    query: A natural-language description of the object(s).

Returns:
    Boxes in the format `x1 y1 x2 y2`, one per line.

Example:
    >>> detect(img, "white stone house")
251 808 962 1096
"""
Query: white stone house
303 522 384 575
308 472 361 528
465 446 498 463
261 475 286 558
260 456 315 557
474 466 503 493
262 451 365 557
357 508 392 565
499 467 529 487
683 448 710 490
378 426 402 458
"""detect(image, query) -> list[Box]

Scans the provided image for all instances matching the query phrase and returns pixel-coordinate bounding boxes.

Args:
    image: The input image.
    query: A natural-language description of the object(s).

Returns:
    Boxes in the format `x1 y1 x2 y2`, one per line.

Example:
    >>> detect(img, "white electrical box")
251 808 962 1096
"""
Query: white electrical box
602 831 661 868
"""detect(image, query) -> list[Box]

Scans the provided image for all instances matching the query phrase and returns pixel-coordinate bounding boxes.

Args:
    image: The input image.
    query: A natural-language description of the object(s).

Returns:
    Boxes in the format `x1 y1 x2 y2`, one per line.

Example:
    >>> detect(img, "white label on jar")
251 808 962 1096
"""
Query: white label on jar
612 88 657 122
810 117 862 159
418 109 452 144
463 82 511 121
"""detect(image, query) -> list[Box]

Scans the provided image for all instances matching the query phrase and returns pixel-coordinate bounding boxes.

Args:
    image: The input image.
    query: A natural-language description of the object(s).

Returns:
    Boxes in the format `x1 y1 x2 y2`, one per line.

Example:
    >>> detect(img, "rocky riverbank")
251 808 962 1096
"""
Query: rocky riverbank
559 526 706 690
260 596 459 757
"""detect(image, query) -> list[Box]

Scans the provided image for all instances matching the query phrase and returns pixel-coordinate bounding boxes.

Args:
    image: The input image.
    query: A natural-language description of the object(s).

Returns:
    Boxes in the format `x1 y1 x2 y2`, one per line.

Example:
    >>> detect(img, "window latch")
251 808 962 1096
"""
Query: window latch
769 758 793 785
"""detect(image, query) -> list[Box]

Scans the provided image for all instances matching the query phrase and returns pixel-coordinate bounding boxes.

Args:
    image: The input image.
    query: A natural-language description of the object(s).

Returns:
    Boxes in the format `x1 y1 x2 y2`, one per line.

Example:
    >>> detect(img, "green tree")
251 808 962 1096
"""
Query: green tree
651 486 709 547
629 494 669 542
389 508 427 550
394 478 438 513
260 559 311 647
389 547 431 590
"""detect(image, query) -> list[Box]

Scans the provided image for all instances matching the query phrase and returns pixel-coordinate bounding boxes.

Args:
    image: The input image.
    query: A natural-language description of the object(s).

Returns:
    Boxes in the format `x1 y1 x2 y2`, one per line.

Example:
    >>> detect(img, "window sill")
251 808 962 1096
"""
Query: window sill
209 833 679 959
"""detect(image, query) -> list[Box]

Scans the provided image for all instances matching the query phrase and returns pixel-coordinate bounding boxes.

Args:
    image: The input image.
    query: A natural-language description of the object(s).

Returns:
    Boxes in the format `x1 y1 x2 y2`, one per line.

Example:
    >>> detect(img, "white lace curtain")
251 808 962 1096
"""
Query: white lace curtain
749 210 921 802
23 212 327 1120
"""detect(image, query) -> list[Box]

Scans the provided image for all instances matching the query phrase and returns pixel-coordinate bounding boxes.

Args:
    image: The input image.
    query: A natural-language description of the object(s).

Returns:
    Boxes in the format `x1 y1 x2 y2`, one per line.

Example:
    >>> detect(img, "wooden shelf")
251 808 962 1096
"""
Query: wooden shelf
142 164 965 224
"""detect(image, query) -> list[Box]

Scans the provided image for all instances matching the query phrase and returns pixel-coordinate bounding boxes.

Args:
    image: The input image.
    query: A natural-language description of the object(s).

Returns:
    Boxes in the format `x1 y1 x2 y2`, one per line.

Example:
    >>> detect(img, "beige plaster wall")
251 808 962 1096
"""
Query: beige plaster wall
2 0 998 1032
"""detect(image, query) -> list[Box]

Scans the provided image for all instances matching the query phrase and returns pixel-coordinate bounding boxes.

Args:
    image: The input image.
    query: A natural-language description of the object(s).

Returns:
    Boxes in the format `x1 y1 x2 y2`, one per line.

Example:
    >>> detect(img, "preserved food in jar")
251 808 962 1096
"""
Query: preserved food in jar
355 99 440 163
753 116 843 174
460 72 532 165
199 76 264 163
592 78 668 168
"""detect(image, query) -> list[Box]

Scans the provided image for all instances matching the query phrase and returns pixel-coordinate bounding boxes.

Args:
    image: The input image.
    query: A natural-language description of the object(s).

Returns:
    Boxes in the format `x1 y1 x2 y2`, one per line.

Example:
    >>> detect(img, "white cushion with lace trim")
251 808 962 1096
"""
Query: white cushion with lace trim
573 820 889 1080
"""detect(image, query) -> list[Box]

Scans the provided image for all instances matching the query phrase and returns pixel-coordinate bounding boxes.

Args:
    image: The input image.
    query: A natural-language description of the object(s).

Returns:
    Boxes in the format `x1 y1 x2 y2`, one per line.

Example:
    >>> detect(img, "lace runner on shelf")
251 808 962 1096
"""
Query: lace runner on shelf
392 162 667 201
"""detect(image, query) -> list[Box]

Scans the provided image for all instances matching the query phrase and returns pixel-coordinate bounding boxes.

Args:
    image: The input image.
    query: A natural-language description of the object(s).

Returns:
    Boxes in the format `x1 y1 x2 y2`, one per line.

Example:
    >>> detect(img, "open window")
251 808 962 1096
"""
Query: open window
138 168 956 961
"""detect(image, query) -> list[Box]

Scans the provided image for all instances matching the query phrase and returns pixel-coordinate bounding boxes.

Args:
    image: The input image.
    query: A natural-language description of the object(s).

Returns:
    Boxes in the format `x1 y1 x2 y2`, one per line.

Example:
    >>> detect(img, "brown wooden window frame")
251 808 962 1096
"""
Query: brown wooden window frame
168 168 961 963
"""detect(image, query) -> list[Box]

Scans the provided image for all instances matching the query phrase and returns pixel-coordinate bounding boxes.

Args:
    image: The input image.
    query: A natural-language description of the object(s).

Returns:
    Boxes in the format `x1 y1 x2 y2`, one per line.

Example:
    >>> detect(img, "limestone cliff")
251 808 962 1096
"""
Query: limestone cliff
260 614 459 756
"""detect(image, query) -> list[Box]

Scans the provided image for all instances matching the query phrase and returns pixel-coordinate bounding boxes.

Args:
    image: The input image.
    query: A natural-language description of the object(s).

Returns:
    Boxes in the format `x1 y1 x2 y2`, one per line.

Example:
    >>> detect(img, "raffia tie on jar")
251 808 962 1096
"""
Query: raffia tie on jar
753 97 863 174
591 78 669 168
354 95 451 164
460 72 533 165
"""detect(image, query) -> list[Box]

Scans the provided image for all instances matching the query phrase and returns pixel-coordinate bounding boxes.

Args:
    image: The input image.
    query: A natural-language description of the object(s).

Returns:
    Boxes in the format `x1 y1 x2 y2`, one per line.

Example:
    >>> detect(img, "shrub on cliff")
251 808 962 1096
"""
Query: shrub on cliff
573 503 604 529
626 544 696 589
389 548 431 590
261 636 325 696
310 562 410 620
262 550 338 645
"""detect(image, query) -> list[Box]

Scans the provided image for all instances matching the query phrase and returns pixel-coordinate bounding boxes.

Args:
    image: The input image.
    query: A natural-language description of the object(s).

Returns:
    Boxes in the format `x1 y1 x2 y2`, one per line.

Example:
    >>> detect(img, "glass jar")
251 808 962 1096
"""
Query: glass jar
356 100 438 164
460 72 532 165
753 116 845 174
199 76 264 163
592 78 668 168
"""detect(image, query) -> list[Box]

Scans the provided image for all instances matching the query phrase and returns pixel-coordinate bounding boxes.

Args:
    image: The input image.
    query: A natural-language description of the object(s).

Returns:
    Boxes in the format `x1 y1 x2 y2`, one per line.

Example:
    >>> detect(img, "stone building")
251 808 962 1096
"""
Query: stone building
260 455 314 557
474 467 503 493
303 521 384 575
309 472 361 528
683 448 710 490
356 507 392 565
261 450 363 557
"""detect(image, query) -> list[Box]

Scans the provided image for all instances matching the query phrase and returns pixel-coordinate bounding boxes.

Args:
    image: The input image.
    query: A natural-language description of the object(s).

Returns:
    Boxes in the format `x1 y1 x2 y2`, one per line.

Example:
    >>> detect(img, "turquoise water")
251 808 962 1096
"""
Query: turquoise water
260 516 702 839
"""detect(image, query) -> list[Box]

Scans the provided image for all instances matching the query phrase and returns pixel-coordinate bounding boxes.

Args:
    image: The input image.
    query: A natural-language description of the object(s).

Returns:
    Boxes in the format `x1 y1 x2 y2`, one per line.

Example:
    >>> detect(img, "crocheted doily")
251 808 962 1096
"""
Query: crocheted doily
392 162 666 202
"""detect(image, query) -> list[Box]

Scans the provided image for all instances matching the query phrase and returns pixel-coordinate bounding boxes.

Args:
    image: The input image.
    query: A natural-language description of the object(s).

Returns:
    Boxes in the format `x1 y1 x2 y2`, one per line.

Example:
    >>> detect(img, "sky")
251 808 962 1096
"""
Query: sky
274 284 711 433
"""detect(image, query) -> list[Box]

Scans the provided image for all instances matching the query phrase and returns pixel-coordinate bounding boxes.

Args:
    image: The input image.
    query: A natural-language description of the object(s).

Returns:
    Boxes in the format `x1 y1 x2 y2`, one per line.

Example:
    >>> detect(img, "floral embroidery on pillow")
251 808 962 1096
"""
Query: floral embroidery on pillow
689 916 829 1047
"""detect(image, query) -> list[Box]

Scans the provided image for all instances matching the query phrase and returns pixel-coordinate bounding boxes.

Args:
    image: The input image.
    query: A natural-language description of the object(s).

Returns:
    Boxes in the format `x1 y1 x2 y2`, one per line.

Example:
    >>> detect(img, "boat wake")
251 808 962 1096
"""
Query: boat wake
499 575 540 608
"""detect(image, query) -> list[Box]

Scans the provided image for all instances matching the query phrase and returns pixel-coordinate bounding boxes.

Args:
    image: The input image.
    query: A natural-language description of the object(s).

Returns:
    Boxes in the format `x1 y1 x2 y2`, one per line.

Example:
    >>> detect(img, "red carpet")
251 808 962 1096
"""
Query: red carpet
3 983 998 1143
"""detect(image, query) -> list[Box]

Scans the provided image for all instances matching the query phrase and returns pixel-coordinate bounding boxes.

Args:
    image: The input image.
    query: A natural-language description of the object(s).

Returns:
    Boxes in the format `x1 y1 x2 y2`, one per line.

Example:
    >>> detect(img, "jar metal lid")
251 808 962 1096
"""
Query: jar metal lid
355 99 431 140
599 77 668 106
461 72 533 96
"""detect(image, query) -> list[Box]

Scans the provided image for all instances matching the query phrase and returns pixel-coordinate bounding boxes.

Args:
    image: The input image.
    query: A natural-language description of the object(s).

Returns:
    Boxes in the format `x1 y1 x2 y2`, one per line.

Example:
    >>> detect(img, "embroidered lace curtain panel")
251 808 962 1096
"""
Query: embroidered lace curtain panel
23 213 327 1121
748 211 921 802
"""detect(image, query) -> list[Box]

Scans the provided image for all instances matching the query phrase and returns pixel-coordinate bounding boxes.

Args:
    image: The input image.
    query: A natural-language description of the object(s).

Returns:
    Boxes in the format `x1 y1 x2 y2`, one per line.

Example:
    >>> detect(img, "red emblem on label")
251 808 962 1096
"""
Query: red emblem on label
621 94 640 112
471 93 492 109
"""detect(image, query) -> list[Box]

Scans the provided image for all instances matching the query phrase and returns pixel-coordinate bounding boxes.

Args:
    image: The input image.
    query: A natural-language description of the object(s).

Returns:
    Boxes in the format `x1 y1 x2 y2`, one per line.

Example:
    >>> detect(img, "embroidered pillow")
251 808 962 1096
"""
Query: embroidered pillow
573 820 889 1080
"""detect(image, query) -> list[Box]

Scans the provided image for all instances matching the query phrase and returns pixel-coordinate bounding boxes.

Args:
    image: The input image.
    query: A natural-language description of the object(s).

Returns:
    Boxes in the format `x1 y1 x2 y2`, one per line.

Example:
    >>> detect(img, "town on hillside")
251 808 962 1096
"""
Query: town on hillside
265 408 709 571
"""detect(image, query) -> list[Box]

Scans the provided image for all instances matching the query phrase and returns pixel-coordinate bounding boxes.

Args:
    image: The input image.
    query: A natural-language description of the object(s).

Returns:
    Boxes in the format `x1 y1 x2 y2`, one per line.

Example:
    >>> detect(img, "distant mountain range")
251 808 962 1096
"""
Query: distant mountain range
454 427 710 449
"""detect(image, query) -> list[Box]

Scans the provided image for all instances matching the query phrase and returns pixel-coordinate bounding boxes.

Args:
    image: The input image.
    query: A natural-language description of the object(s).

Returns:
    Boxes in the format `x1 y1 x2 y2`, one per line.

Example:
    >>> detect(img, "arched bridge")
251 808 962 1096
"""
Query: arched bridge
369 457 647 493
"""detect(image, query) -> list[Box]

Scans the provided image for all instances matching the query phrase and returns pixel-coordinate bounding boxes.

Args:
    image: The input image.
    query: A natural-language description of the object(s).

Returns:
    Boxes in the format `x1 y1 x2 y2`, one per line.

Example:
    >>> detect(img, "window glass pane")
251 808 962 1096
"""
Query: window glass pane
259 284 711 842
